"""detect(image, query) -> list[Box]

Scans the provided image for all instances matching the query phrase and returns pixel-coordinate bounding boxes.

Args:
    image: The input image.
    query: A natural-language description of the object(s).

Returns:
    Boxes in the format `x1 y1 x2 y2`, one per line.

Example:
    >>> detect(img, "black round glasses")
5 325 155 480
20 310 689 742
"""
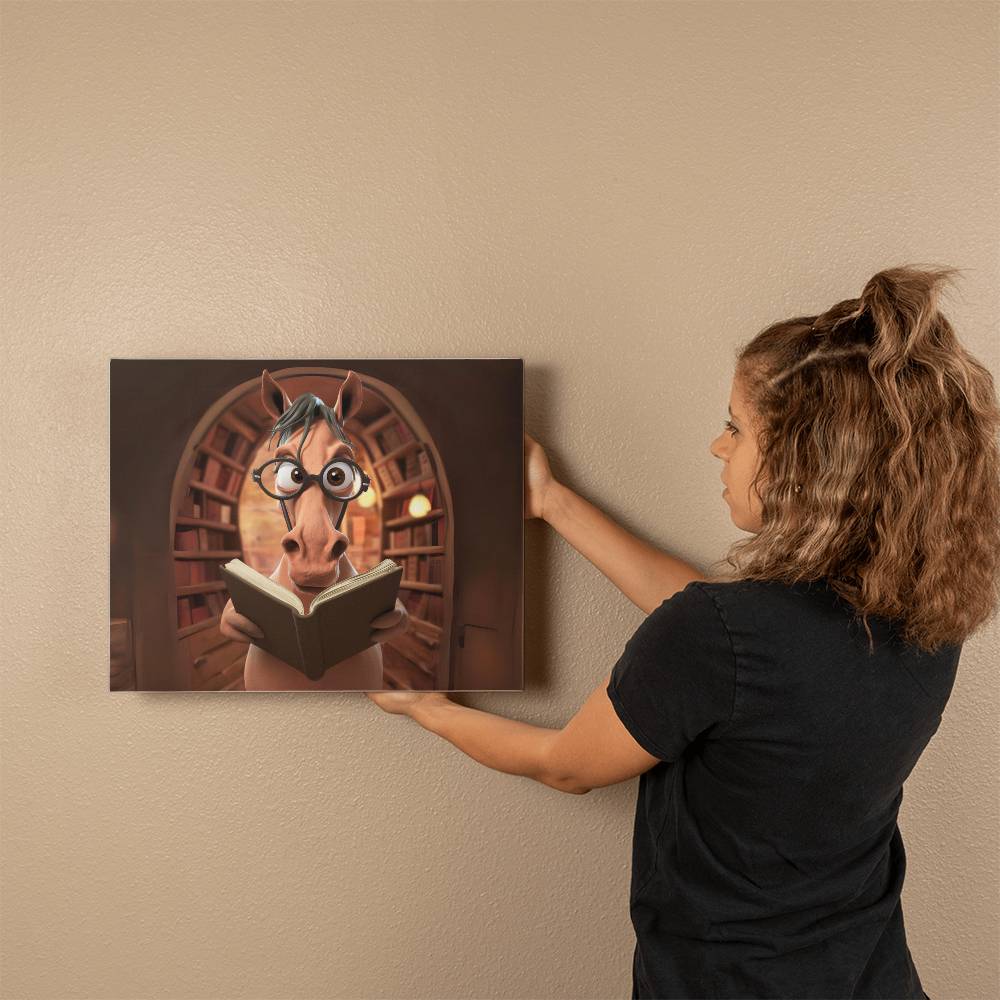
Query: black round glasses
251 456 371 531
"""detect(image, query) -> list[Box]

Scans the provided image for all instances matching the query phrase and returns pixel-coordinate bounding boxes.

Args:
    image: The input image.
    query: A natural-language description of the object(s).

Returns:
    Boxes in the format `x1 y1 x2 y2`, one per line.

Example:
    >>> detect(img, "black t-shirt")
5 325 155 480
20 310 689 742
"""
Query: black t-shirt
606 578 960 1000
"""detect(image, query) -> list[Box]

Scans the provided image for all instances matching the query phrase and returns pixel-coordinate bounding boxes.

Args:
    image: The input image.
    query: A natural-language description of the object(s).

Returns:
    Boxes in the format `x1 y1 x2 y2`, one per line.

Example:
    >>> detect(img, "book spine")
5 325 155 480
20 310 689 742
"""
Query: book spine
295 615 327 681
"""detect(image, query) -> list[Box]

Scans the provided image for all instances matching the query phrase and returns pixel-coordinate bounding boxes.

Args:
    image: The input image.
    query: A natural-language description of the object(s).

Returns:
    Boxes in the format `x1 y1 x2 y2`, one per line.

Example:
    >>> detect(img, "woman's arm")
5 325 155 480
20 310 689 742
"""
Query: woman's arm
407 695 570 792
525 432 706 614
542 478 706 615
378 673 661 795
365 433 688 786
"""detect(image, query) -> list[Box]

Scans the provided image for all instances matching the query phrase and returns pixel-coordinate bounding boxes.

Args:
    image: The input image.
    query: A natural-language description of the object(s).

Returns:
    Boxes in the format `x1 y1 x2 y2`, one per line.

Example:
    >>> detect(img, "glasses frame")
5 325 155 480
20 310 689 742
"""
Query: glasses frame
251 455 371 532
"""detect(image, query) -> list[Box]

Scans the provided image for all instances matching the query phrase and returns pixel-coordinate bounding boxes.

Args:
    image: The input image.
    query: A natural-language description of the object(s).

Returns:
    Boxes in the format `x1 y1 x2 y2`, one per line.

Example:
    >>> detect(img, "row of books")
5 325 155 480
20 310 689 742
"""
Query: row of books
399 554 443 584
349 513 394 547
178 592 226 628
378 446 432 489
176 527 232 551
209 424 256 463
197 455 243 497
388 518 441 548
178 492 234 523
400 589 444 628
175 560 224 586
385 483 437 520
372 420 413 455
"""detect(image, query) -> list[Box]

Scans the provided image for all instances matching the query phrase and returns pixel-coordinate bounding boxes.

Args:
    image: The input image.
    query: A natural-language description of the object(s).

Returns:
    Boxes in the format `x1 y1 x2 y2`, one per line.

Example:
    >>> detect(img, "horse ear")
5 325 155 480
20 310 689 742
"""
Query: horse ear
334 370 364 424
260 369 292 422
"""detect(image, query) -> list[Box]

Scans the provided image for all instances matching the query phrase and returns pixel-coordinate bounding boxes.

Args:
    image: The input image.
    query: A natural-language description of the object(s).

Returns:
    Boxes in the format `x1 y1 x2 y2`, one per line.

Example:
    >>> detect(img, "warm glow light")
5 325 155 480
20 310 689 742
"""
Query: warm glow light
357 484 377 508
408 493 431 518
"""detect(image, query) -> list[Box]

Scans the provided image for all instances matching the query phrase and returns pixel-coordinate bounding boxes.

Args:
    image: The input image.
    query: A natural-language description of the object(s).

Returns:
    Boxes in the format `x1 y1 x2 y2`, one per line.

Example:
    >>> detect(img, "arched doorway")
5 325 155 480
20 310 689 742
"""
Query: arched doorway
168 367 455 691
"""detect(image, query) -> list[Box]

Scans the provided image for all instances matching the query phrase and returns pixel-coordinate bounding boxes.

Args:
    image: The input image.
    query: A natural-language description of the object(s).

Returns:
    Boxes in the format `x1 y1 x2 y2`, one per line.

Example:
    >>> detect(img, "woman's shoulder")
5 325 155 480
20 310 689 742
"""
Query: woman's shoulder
691 576 963 667
684 575 849 632
684 575 828 604
693 575 834 600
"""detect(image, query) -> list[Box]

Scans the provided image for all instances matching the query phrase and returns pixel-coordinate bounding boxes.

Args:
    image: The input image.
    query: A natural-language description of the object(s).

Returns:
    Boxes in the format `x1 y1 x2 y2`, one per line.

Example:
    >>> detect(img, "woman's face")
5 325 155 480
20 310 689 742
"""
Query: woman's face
710 374 764 533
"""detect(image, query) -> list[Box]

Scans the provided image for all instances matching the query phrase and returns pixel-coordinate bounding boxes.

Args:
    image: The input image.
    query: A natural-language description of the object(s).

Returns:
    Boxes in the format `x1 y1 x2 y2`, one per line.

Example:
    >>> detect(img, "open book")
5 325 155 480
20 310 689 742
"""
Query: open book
219 557 403 681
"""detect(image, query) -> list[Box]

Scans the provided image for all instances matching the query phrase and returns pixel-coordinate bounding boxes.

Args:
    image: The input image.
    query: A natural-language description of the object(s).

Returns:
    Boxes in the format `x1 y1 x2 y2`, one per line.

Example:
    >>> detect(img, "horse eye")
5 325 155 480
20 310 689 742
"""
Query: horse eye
274 462 303 494
323 460 359 497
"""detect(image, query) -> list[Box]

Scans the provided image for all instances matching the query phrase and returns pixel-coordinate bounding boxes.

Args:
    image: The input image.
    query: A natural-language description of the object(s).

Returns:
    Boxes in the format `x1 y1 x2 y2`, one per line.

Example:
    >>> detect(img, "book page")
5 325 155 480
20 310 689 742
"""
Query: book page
313 558 399 610
224 560 304 615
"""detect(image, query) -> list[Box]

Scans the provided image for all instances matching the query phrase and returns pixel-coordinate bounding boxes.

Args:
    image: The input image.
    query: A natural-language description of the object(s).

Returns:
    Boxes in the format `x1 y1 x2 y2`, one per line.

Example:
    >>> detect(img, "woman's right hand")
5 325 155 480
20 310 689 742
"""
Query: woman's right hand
219 598 264 644
524 431 558 521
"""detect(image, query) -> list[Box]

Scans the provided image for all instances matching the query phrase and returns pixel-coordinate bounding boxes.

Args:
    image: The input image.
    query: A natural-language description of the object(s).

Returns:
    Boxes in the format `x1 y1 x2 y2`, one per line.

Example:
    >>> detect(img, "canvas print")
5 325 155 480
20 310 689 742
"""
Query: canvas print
110 359 523 692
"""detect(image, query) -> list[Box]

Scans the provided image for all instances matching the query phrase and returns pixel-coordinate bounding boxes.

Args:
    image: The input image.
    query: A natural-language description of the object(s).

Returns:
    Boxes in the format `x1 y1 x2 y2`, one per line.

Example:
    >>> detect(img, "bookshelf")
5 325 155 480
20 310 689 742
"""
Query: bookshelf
357 409 449 689
174 409 266 691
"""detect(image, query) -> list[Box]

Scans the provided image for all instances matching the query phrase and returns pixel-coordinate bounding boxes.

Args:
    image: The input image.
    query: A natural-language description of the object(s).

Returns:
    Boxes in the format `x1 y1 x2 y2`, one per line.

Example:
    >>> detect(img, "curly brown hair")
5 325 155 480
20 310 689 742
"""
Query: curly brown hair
707 265 1000 655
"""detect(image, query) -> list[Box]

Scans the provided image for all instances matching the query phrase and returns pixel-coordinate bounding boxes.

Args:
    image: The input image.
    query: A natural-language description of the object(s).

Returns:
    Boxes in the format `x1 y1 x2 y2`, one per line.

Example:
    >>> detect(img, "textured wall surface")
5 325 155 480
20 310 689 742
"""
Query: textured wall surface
2 2 997 998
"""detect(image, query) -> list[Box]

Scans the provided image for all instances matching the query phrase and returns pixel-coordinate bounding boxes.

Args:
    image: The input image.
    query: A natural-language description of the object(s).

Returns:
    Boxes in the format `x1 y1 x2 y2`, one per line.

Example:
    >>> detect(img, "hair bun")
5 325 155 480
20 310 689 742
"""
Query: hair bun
858 264 961 366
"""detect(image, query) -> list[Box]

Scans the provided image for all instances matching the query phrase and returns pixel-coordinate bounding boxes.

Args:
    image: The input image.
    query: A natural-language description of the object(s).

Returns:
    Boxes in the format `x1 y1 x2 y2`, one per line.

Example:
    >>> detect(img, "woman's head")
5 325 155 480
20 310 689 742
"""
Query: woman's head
708 265 1000 654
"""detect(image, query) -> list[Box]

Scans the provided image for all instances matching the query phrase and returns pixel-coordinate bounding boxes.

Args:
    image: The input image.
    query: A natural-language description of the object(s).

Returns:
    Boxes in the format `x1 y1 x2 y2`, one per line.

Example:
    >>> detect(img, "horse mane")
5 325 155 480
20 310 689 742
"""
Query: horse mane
266 391 352 464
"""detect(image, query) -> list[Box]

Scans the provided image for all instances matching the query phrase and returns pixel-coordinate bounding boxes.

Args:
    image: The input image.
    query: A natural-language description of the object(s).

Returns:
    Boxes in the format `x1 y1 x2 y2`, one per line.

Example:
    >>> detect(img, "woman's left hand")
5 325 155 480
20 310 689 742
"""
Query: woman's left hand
365 690 451 717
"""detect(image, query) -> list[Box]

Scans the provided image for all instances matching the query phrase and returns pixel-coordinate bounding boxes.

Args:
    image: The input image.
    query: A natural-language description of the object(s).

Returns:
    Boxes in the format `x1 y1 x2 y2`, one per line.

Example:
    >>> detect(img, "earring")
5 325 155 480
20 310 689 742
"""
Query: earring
794 484 802 493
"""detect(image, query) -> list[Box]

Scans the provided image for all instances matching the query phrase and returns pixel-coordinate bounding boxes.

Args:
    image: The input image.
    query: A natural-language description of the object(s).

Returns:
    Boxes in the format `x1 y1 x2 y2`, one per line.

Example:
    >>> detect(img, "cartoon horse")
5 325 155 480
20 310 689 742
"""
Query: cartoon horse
219 369 408 690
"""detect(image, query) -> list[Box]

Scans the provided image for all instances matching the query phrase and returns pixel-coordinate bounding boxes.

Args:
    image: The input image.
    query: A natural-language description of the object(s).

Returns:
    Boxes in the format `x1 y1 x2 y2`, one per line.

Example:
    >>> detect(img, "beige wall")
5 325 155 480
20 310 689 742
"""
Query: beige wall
2 2 997 998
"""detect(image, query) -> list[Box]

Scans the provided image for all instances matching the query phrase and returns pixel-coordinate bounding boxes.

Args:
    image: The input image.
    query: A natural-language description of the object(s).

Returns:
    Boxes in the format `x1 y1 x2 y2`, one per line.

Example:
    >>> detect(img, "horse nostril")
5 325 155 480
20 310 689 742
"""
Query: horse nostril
330 538 347 561
281 537 300 555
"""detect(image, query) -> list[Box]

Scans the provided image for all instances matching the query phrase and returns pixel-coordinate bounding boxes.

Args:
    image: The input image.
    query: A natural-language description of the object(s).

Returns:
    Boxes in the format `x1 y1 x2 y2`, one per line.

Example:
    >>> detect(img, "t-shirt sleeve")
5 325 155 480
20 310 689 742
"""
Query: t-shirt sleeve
606 582 737 763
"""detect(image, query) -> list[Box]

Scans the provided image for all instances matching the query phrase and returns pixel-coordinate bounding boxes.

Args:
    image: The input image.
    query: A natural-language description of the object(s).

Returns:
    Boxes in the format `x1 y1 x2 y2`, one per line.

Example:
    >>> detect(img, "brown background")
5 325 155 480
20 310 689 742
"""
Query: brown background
2 2 998 998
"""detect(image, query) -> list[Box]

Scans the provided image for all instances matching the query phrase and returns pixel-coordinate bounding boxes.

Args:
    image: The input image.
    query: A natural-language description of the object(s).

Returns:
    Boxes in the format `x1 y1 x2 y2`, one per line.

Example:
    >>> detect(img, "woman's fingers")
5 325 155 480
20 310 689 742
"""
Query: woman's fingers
524 430 554 519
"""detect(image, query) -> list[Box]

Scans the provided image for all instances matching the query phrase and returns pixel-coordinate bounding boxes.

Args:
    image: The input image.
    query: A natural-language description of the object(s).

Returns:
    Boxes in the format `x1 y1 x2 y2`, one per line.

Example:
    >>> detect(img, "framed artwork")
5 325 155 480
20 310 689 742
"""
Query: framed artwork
110 359 523 692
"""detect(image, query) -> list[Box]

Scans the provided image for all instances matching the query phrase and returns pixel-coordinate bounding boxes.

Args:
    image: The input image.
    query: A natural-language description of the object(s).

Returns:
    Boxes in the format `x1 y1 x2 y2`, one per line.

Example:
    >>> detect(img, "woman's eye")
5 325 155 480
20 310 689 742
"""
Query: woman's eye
323 460 359 497
274 462 303 494
724 420 738 436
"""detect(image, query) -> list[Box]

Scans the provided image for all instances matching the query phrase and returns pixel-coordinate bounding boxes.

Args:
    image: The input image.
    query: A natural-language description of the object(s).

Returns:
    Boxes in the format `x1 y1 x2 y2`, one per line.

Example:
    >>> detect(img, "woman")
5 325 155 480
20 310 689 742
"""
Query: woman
367 265 1000 999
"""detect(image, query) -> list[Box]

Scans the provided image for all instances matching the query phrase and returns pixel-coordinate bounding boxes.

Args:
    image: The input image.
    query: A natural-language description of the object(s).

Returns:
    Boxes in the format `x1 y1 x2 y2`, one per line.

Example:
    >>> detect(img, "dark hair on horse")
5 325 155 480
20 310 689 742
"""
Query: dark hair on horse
266 391 353 464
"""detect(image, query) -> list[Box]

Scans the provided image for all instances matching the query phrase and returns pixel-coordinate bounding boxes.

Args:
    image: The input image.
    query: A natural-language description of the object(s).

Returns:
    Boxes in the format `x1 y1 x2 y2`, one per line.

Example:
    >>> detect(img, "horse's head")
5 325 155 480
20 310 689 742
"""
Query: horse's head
258 369 366 604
